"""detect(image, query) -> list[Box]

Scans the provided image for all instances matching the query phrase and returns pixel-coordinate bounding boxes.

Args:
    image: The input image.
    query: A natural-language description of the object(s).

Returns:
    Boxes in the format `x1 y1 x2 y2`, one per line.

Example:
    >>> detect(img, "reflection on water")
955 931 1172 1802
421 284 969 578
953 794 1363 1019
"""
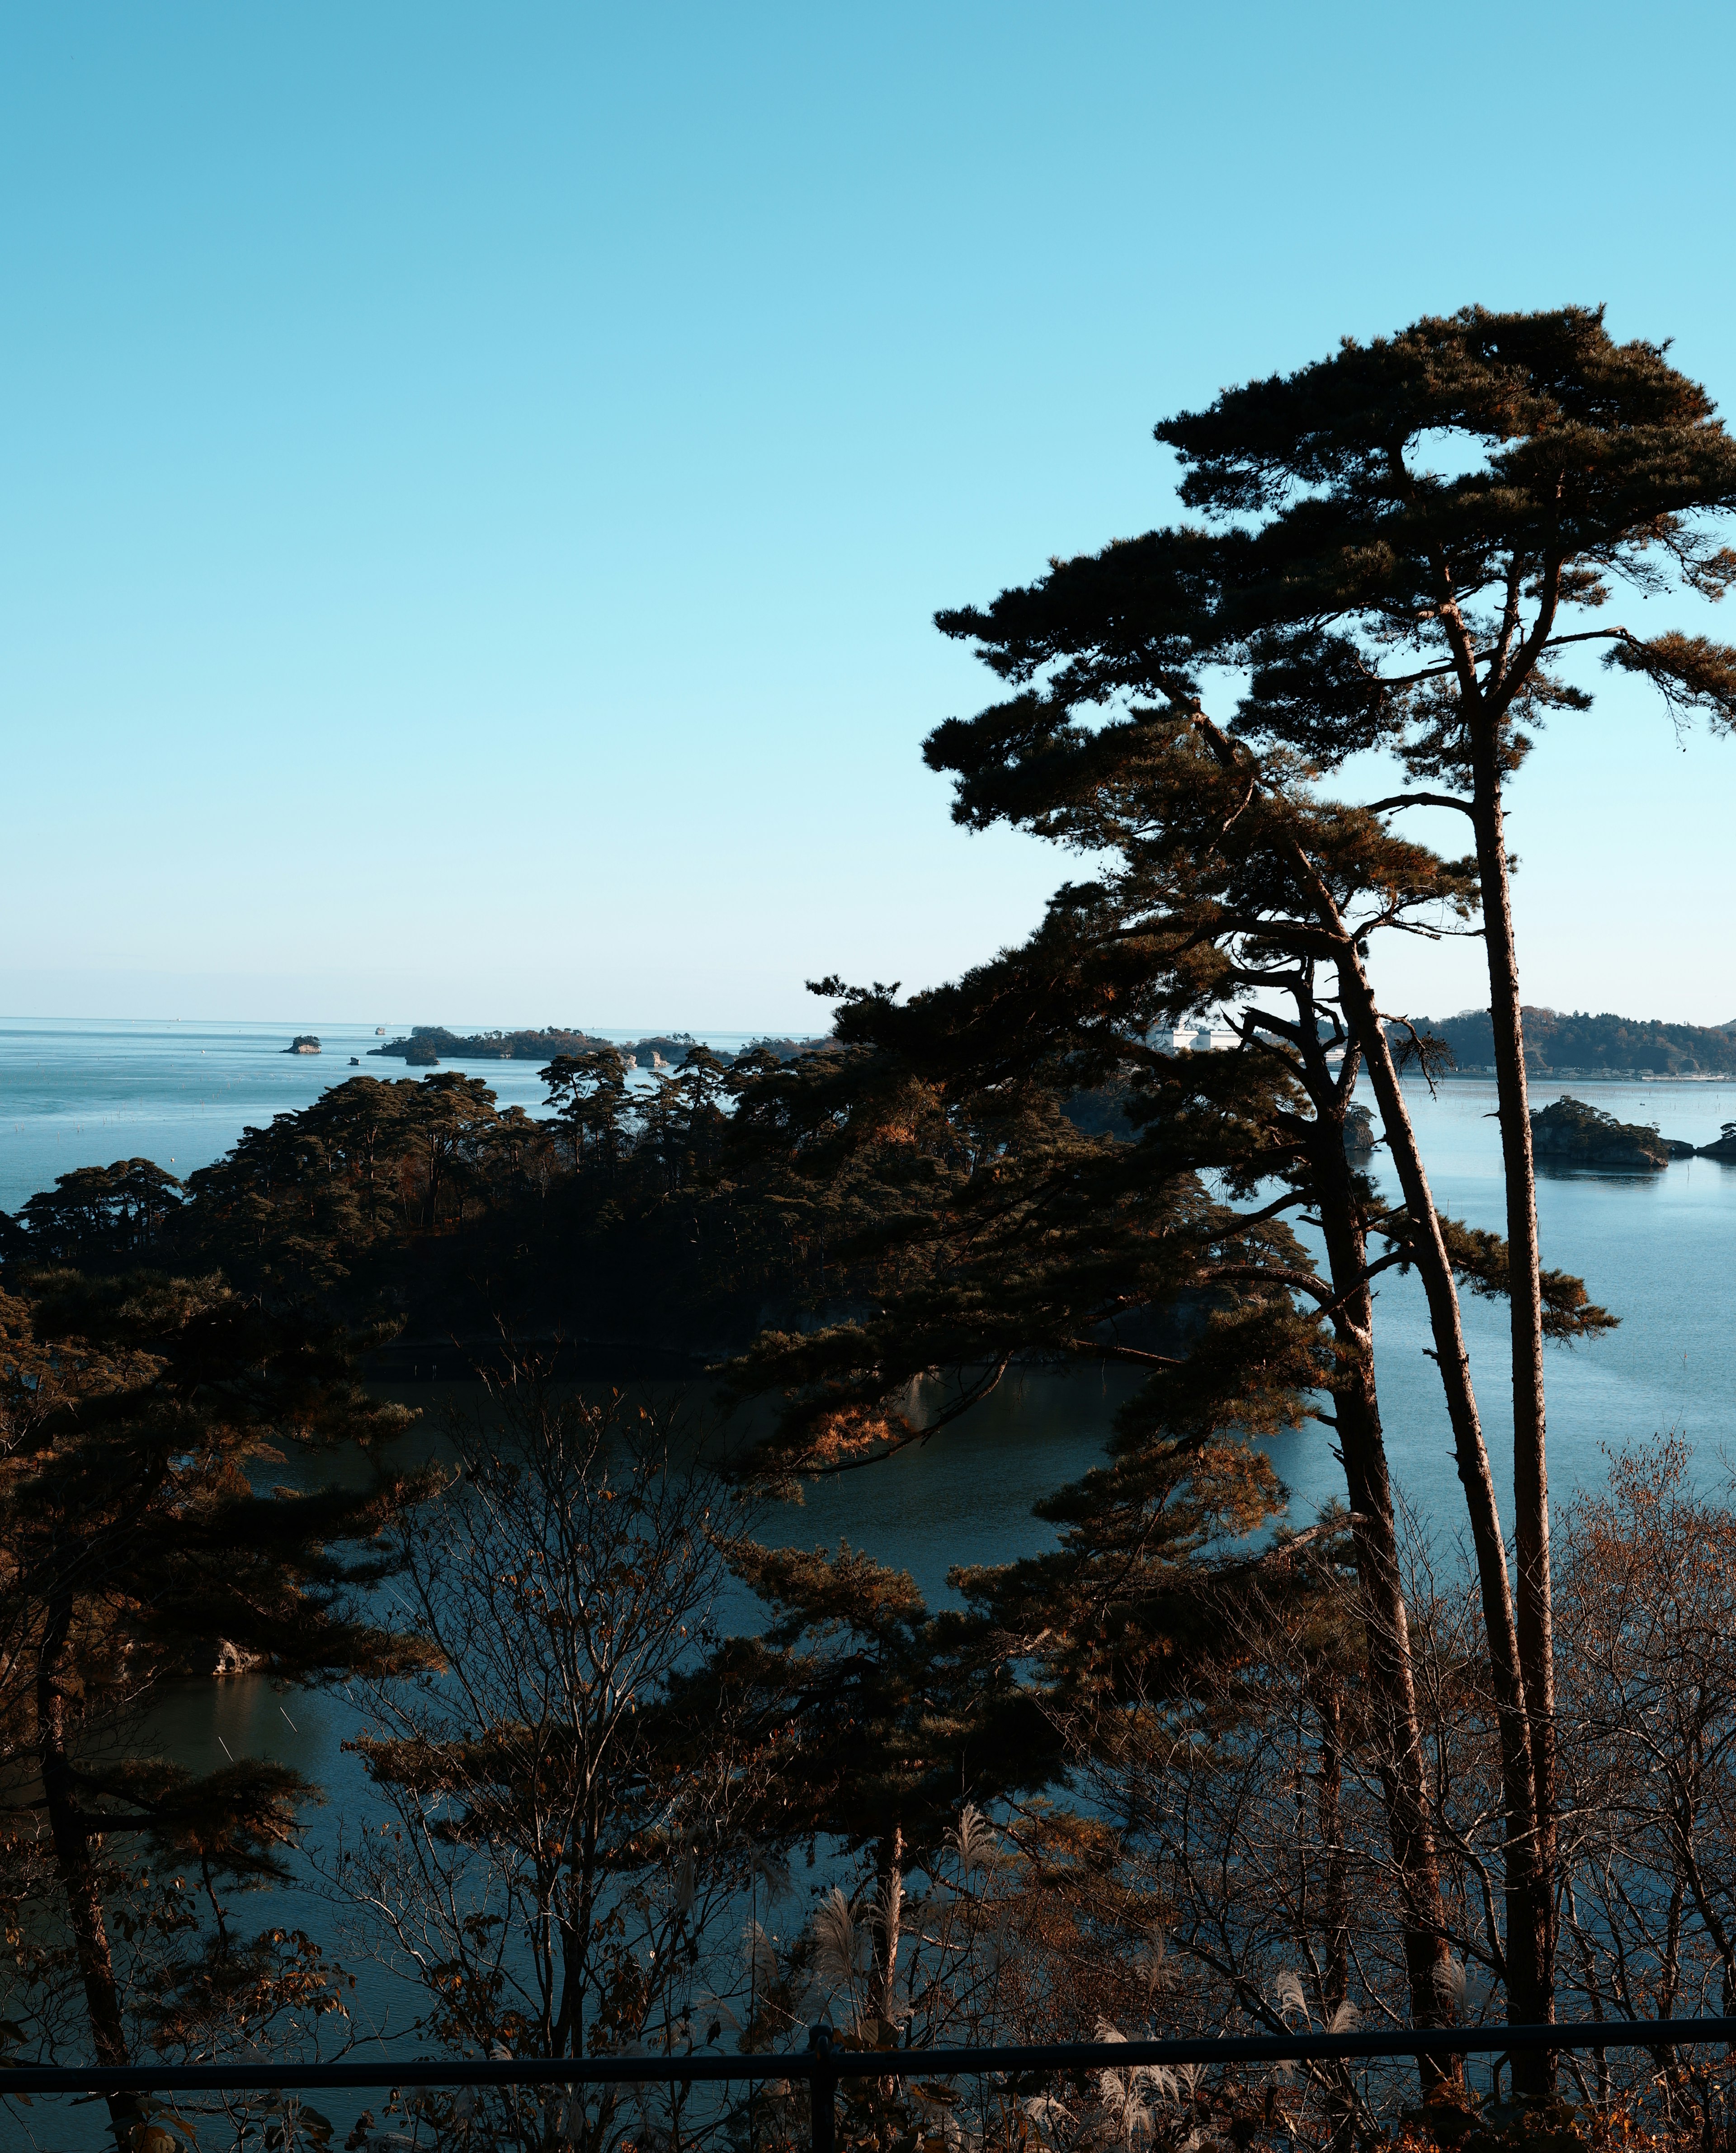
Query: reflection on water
146 1673 339 1786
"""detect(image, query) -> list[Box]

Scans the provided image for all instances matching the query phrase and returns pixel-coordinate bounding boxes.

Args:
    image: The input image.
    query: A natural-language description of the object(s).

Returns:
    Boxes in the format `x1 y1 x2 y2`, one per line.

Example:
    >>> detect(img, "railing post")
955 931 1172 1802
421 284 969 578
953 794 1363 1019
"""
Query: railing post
807 2024 836 2153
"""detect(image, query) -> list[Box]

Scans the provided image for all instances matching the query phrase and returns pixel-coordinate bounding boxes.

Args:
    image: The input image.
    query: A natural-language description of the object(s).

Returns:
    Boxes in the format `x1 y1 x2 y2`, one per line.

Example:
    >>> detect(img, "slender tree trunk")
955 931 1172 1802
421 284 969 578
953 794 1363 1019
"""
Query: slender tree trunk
1341 953 1552 2071
1256 777 1550 2042
38 1598 140 2146
1191 705 1554 2051
1305 1068 1456 2086
1468 733 1557 2019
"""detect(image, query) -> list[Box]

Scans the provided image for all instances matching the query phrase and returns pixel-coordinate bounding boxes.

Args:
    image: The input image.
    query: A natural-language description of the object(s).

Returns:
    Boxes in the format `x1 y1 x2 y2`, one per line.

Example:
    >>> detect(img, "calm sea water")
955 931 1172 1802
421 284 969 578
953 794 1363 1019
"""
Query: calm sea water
8 1024 1735 2120
0 1016 770 1213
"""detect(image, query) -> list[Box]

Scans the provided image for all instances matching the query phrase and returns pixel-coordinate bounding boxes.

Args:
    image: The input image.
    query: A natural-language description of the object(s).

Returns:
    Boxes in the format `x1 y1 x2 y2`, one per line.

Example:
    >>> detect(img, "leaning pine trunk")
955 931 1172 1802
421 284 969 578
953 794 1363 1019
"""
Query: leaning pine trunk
1302 1039 1456 2087
1196 707 1553 2058
1340 947 1552 2063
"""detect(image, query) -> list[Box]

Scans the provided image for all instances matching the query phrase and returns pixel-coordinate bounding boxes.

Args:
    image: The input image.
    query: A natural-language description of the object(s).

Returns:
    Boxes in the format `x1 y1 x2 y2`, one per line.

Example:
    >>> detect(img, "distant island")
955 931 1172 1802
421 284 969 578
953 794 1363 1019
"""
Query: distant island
283 1034 321 1055
1391 1006 1736 1079
368 1025 828 1071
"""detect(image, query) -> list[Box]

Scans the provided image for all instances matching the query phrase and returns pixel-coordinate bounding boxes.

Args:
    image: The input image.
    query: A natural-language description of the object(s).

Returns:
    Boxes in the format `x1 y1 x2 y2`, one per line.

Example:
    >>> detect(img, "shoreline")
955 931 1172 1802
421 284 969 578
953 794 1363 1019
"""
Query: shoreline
1415 1069 1734 1083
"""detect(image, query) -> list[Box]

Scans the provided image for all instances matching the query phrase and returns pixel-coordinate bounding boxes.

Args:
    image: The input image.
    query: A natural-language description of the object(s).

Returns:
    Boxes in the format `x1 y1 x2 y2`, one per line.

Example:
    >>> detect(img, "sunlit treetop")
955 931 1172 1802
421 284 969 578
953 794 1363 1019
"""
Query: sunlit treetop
931 305 1736 810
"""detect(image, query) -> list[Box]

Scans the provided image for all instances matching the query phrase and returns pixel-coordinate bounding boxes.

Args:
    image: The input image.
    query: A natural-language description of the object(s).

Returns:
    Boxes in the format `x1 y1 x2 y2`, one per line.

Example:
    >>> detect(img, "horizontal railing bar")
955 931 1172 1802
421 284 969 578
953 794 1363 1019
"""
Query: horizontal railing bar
6 2019 1736 2098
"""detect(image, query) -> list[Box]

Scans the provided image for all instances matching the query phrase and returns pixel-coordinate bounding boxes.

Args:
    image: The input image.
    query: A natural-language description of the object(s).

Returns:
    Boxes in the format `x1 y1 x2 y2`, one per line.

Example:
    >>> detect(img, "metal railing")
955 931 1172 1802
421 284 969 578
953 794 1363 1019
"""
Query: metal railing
9 2019 1736 2153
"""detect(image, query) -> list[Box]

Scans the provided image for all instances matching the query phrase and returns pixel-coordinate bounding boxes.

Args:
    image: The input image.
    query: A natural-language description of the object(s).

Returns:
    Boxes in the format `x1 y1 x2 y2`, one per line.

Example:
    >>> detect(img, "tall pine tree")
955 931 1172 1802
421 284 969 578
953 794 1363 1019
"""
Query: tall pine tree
921 306 1728 2038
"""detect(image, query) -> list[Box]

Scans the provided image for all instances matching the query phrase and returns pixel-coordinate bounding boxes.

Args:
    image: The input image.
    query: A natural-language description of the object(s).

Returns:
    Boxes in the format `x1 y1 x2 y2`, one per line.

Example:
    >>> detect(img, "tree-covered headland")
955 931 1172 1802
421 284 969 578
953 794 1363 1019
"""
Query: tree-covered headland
7 305 1736 2153
1394 1006 1736 1078
1 1052 839 1364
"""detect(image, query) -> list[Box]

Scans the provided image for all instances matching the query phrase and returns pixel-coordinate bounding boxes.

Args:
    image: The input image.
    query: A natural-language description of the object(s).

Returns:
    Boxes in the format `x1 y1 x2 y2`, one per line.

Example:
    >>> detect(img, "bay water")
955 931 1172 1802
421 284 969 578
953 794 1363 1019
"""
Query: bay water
0 1017 780 1215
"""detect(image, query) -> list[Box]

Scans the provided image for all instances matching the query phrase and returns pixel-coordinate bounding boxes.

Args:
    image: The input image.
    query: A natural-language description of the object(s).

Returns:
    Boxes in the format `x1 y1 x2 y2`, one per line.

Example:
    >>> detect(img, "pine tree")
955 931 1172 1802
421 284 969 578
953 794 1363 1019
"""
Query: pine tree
540 1047 632 1181
0 1268 432 2145
921 306 1732 2039
729 714 1611 2068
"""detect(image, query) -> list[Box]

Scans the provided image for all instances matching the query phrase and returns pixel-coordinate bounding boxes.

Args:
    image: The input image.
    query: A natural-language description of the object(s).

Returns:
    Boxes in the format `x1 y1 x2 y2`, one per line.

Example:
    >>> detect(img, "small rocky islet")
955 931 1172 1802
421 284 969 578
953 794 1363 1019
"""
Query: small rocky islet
1529 1094 1726 1169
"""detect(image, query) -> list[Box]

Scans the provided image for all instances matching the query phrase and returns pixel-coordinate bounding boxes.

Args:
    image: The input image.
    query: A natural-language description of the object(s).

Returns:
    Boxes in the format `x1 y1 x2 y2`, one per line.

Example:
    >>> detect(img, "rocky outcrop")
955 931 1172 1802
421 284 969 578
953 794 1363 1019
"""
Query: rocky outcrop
1530 1095 1690 1170
285 1034 321 1055
188 1637 265 1676
1695 1123 1736 1162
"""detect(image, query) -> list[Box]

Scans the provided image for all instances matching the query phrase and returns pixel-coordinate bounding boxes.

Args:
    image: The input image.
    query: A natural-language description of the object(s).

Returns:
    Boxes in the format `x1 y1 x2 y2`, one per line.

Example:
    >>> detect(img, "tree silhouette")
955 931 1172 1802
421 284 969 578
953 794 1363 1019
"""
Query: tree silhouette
922 304 1733 2039
0 1270 431 2139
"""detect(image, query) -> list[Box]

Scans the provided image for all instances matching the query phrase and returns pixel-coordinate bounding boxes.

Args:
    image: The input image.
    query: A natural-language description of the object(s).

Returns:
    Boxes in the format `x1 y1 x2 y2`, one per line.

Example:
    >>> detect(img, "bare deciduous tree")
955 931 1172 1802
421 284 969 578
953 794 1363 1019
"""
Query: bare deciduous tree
339 1365 765 2152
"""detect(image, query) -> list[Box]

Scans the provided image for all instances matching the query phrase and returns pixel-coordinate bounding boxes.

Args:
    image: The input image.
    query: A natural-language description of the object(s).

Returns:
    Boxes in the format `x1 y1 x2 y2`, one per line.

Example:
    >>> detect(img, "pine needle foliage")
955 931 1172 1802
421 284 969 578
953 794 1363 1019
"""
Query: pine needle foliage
0 1270 433 2134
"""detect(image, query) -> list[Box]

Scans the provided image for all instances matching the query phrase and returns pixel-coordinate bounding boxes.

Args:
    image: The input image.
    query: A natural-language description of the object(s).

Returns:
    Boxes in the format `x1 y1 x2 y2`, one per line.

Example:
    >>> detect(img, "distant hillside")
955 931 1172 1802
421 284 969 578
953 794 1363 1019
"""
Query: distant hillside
1391 1007 1736 1077
368 1025 828 1070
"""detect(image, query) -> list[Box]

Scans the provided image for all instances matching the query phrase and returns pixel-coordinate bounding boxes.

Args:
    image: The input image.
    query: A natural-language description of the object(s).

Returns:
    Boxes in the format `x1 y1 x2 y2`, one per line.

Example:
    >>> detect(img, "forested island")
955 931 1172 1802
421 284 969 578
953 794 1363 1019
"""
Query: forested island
369 1023 825 1069
1529 1095 1698 1168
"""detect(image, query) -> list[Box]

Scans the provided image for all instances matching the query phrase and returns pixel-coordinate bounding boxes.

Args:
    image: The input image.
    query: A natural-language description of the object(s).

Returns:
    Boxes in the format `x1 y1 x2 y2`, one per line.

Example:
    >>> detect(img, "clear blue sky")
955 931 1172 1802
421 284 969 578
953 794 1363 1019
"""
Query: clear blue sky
5 2 1735 1030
